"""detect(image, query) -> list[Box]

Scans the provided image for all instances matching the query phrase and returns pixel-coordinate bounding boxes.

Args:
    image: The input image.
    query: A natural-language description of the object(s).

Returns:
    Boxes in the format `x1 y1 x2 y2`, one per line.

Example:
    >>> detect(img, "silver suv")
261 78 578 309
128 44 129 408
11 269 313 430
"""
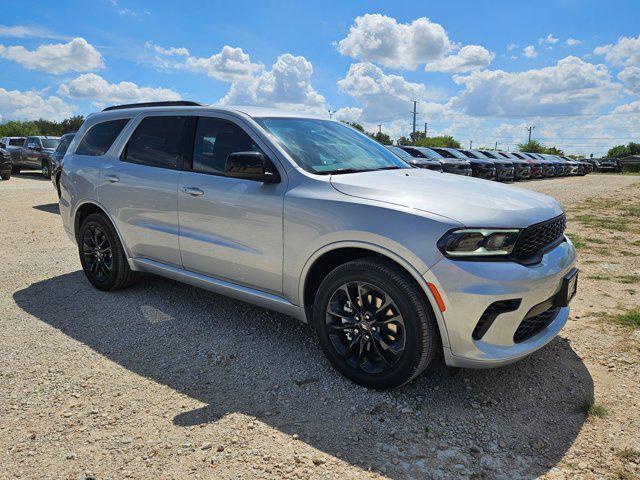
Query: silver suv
60 101 578 389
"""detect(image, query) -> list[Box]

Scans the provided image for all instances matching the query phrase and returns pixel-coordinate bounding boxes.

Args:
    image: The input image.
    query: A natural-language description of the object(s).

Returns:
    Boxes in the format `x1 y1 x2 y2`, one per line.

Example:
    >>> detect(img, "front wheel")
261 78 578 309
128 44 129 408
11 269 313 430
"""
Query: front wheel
78 213 137 291
0 172 10 180
312 258 439 389
11 165 20 174
42 160 51 179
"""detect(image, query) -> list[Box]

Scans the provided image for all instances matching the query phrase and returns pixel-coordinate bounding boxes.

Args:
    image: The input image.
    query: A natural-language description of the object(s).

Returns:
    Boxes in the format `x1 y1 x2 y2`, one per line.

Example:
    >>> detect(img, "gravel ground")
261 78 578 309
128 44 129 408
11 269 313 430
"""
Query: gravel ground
1 172 639 480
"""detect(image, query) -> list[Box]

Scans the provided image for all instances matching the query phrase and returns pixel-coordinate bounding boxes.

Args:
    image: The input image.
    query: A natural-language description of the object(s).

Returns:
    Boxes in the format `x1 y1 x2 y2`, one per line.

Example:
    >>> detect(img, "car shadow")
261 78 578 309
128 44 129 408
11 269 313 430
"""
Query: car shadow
33 202 59 214
14 271 592 478
13 171 49 181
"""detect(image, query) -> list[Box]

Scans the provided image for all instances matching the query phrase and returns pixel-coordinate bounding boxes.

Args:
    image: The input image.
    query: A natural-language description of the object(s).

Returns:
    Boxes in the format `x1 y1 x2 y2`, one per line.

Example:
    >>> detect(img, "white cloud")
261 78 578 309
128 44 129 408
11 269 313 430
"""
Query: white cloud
145 41 188 57
0 87 75 121
0 37 103 74
523 45 537 58
337 14 453 70
337 62 443 122
449 56 621 116
333 107 363 122
220 54 325 113
538 34 559 46
0 24 67 40
58 73 181 106
617 66 640 95
566 38 582 47
424 45 494 73
150 43 263 82
506 42 517 52
594 35 640 66
613 100 640 113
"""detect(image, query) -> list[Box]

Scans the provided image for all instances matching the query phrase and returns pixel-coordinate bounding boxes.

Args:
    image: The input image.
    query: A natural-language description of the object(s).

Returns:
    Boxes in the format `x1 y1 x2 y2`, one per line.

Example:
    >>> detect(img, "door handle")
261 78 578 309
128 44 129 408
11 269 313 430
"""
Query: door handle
105 174 120 183
183 186 204 197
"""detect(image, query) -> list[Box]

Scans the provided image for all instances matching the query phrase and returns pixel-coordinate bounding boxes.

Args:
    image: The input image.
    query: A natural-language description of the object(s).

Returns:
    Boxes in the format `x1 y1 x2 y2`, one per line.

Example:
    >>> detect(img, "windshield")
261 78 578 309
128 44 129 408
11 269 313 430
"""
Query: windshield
430 147 457 159
255 118 407 174
387 146 411 159
460 149 478 159
414 147 443 159
42 138 60 149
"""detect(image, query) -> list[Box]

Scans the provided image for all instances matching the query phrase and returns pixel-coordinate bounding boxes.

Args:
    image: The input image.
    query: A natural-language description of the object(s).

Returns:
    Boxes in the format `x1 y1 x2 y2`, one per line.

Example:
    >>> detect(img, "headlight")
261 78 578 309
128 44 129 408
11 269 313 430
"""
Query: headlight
438 228 521 258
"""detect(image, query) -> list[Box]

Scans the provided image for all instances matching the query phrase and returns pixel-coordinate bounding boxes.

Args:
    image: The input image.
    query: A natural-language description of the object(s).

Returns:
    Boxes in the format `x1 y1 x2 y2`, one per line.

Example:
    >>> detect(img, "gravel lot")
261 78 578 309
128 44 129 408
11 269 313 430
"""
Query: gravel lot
1 172 639 480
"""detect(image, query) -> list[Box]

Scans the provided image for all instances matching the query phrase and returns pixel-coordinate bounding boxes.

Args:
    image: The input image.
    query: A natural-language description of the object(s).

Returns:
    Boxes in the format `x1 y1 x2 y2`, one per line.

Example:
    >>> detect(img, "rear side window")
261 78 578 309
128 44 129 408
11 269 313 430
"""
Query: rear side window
192 117 260 175
9 138 25 146
76 119 129 156
123 116 188 169
55 135 73 154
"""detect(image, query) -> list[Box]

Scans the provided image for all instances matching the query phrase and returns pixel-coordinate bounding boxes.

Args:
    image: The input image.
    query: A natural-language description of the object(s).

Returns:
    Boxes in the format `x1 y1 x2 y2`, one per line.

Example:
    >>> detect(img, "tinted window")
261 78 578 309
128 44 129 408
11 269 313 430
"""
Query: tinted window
9 138 25 146
124 116 187 169
77 119 129 156
431 148 456 159
415 147 443 159
42 138 59 149
55 135 74 154
399 147 426 158
481 151 498 159
193 117 260 175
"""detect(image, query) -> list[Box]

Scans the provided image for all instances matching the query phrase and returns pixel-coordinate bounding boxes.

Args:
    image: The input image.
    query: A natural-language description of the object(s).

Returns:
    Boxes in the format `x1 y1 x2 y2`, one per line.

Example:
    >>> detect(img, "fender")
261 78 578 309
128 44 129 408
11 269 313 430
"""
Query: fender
297 240 451 348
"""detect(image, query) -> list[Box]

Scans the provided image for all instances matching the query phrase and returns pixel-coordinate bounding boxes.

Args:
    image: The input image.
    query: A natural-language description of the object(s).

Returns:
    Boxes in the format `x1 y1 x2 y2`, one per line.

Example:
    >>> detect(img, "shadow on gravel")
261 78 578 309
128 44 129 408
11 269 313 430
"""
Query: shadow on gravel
13 171 49 181
15 272 592 478
33 203 59 214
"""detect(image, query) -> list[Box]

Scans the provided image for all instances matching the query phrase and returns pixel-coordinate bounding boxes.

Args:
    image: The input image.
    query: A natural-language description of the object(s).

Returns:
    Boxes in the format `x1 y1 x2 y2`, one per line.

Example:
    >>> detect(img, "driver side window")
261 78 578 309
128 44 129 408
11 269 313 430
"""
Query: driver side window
192 117 260 175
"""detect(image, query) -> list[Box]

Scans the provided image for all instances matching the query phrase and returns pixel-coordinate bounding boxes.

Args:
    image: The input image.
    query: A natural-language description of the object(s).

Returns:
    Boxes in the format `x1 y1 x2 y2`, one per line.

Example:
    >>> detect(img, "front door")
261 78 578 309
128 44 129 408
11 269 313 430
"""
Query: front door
178 115 286 294
99 115 189 267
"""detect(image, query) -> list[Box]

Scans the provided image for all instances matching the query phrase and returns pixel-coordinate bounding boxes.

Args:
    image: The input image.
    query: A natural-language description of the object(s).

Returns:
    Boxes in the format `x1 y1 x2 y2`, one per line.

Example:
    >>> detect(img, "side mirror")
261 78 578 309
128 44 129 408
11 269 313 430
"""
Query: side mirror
225 151 280 183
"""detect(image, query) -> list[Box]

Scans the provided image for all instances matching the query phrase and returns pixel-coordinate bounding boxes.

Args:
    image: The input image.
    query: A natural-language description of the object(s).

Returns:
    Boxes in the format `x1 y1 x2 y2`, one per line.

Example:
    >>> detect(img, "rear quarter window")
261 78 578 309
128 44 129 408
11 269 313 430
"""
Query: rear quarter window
122 116 189 170
76 119 130 156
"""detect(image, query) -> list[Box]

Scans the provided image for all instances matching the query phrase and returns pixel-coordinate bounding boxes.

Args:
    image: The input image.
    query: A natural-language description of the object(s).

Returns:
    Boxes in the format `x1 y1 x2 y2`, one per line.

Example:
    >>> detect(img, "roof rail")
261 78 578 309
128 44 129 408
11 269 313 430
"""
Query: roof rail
102 101 204 112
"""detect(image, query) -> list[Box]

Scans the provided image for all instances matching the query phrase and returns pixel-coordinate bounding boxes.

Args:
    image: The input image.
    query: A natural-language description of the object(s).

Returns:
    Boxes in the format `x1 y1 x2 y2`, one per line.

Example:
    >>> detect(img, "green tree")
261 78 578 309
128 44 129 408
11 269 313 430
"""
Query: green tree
372 131 392 145
607 144 631 158
414 135 461 148
342 121 365 133
517 139 545 153
545 146 565 155
0 115 85 137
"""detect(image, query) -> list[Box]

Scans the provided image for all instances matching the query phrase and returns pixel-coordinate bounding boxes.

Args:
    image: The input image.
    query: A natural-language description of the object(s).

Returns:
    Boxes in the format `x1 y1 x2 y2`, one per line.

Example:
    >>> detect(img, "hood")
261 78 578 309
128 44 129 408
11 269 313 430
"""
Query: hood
330 169 563 228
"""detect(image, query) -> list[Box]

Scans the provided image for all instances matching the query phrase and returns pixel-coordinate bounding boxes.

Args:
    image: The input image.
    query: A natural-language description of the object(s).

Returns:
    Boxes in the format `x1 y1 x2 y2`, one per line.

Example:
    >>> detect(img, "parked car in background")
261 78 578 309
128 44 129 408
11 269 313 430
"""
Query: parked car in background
509 151 544 179
589 158 621 173
12 136 60 177
0 141 12 180
523 152 563 177
429 147 496 180
51 132 76 197
540 154 572 176
399 146 472 176
467 149 515 181
386 146 443 172
563 157 592 175
60 101 578 389
0 137 25 170
494 151 534 180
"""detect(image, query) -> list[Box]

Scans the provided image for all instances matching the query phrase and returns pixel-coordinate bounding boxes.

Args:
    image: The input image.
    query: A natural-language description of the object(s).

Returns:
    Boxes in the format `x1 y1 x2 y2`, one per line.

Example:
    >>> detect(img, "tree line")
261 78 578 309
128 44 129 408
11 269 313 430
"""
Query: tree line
0 116 85 138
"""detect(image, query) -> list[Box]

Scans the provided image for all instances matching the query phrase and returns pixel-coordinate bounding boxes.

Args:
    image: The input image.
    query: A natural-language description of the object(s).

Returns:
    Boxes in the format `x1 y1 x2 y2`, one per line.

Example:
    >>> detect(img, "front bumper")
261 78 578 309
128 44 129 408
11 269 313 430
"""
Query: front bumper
496 165 515 181
471 165 496 179
424 239 577 368
442 163 472 176
514 165 531 180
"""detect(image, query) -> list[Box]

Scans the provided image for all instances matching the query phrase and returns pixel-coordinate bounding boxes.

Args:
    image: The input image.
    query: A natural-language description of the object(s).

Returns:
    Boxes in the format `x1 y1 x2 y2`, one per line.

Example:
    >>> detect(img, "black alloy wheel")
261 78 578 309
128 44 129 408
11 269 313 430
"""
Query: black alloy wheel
313 258 439 389
325 281 406 374
82 224 113 283
42 160 51 179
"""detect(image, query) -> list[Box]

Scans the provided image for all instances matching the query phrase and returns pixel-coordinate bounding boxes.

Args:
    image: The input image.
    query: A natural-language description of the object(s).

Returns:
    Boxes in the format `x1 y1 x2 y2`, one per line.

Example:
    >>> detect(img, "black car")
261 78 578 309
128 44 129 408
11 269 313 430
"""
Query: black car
51 132 76 197
398 146 472 176
521 152 555 177
429 147 495 180
590 158 621 173
480 150 531 180
386 146 443 172
467 149 515 181
0 142 12 180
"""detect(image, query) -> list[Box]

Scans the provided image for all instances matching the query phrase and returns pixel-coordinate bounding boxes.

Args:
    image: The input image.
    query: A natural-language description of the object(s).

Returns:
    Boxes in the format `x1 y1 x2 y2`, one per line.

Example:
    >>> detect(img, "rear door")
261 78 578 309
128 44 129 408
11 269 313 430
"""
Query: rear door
177 114 286 294
98 114 189 267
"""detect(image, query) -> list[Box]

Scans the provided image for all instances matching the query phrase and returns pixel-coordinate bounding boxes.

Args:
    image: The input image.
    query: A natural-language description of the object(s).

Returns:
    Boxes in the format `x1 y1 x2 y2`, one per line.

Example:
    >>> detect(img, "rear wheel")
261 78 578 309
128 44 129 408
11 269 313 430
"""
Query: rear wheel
11 165 20 174
1 172 10 180
312 258 439 389
78 213 137 291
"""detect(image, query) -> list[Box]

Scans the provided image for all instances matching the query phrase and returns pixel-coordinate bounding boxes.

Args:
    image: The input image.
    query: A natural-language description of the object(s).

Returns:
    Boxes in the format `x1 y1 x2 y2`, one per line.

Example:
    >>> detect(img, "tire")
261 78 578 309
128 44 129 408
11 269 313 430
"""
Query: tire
11 165 20 174
312 257 439 389
42 160 51 179
78 213 137 291
0 172 10 180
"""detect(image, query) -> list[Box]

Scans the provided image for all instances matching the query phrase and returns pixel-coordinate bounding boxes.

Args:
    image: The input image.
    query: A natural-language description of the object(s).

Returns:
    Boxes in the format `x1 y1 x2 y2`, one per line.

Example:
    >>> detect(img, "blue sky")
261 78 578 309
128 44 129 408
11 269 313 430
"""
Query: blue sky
1 0 639 155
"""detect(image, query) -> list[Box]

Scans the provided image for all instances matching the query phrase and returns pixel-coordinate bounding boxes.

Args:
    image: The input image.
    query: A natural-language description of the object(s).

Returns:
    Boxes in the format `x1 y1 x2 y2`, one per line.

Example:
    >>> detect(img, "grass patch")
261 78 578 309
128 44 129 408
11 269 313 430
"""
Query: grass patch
632 239 640 247
587 275 611 281
588 237 607 244
566 233 586 249
627 288 636 295
620 250 636 256
573 214 631 232
618 448 640 463
616 275 640 284
579 397 608 418
610 308 640 329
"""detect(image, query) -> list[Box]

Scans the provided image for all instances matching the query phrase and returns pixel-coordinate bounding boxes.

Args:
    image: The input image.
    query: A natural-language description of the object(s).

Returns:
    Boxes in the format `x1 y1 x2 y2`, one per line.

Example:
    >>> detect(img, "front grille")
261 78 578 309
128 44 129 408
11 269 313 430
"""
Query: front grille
513 307 559 343
514 214 566 261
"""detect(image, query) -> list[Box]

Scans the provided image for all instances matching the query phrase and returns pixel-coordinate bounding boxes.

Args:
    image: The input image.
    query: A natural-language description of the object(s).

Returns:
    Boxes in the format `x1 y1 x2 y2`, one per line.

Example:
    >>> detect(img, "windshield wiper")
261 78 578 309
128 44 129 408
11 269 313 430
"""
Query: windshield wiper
319 166 403 175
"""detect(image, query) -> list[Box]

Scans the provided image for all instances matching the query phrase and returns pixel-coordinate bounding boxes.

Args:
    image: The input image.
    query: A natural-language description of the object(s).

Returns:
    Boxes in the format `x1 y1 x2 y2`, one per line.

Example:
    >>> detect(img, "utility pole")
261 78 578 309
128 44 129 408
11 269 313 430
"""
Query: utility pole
328 109 335 119
377 124 382 134
411 101 418 137
494 141 498 151
469 140 473 149
526 125 535 143
424 122 428 137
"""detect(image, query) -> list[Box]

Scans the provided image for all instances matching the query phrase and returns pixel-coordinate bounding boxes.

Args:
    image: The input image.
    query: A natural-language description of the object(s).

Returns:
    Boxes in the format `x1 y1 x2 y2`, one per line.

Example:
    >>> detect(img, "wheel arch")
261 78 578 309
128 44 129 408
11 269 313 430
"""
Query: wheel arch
299 242 450 348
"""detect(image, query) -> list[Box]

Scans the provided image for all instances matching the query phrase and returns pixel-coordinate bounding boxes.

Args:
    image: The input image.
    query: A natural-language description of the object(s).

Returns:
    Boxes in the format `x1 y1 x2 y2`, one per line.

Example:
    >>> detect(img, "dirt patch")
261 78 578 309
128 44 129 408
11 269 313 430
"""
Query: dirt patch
1 173 639 479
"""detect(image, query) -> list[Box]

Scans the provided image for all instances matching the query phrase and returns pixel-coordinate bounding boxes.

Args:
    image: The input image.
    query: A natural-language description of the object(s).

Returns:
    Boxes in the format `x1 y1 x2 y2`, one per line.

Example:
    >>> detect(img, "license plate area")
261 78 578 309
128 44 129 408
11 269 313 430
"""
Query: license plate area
555 269 578 308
